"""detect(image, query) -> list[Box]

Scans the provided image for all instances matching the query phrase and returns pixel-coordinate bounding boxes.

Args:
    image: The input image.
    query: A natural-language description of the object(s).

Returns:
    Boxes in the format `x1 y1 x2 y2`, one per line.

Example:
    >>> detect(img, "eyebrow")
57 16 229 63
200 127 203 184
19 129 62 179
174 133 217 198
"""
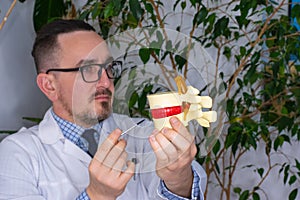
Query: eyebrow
75 59 97 68
75 57 114 68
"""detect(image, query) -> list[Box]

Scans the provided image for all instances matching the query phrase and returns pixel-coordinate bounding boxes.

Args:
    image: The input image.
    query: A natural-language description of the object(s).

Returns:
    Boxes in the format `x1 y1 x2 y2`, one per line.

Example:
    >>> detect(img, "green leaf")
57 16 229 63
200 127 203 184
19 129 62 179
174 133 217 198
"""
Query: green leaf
218 81 226 94
138 91 147 112
296 159 300 170
289 175 297 185
253 192 260 200
193 6 208 26
22 117 42 123
156 30 164 48
129 0 143 21
112 0 123 13
190 0 202 7
278 116 293 132
175 54 187 72
214 160 220 174
181 1 186 10
275 134 291 151
257 168 264 178
145 3 154 14
223 46 232 60
149 41 161 55
245 64 258 84
166 40 172 51
274 135 284 151
234 187 241 194
143 84 153 93
284 165 290 184
139 48 151 64
79 10 90 20
128 92 138 108
226 99 235 118
128 68 137 80
104 2 114 19
289 189 298 200
91 2 101 19
239 190 249 200
173 0 181 10
0 130 17 134
225 123 242 151
251 51 261 64
33 0 66 32
212 140 220 155
291 124 299 137
291 5 300 19
240 46 246 56
212 16 230 39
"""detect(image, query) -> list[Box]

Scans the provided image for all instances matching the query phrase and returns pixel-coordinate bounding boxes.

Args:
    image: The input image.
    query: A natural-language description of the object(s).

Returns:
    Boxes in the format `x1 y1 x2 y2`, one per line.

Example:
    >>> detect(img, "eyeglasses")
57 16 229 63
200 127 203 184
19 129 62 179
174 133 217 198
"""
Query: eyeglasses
45 61 122 83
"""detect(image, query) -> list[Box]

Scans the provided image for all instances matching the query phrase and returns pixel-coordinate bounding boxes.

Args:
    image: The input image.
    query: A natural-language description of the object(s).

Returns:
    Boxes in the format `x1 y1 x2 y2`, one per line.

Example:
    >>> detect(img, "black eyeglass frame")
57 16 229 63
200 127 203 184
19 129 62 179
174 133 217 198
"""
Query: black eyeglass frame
45 61 122 83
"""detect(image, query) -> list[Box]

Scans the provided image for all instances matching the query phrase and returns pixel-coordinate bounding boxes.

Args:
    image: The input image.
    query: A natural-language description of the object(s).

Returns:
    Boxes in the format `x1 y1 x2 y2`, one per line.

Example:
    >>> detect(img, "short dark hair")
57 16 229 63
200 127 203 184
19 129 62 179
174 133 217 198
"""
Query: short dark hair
32 19 96 73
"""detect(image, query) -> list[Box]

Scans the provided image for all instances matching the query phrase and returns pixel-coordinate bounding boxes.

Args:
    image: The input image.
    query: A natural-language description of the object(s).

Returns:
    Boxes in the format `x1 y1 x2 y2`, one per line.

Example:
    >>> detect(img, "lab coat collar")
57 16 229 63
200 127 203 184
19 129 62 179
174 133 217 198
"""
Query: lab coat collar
38 108 65 144
36 109 132 164
37 108 91 163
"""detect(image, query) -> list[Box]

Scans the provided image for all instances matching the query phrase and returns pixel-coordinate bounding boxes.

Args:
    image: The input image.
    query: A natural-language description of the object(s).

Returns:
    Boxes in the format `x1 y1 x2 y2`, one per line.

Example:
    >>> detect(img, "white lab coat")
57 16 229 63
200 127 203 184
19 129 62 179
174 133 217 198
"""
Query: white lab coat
0 109 206 200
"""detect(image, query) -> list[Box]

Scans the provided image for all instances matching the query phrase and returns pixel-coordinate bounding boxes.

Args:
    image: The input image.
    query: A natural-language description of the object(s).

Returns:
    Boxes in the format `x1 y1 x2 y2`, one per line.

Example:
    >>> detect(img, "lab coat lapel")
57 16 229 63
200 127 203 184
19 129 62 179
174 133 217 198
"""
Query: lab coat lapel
37 108 92 164
63 139 91 165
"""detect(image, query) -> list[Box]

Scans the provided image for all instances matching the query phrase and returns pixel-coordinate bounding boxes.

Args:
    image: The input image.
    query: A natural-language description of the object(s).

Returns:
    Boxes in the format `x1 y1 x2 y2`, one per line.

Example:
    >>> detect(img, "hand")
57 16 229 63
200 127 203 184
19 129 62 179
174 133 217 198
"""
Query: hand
149 117 197 198
86 129 135 200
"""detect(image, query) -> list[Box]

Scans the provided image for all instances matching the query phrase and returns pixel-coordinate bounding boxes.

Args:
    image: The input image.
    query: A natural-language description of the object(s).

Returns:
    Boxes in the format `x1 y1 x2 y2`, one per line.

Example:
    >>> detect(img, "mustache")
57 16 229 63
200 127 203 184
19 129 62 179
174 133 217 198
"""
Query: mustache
89 88 112 101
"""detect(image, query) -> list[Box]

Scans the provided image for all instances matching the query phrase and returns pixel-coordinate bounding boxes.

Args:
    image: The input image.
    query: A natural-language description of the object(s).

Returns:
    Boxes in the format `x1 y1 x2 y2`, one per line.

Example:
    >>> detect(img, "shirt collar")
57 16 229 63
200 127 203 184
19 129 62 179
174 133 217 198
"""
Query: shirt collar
51 109 102 144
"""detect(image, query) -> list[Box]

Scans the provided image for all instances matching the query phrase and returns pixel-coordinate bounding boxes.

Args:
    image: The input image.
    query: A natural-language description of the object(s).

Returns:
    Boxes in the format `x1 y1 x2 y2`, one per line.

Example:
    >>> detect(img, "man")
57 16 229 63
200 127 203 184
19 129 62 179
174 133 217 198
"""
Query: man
0 19 206 199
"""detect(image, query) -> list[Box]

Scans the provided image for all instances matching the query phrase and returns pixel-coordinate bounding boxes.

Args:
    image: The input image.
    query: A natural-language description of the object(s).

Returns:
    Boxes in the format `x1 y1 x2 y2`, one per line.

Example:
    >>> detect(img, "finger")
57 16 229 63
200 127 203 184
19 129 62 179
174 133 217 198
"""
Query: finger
169 117 194 143
94 129 122 163
103 139 126 168
161 128 190 153
111 151 128 173
149 134 169 168
119 161 135 183
155 133 178 163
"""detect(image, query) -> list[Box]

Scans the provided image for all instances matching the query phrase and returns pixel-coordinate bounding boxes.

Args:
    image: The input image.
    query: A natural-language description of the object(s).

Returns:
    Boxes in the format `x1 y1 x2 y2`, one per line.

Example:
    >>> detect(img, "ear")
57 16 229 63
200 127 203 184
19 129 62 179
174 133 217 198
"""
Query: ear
36 73 58 102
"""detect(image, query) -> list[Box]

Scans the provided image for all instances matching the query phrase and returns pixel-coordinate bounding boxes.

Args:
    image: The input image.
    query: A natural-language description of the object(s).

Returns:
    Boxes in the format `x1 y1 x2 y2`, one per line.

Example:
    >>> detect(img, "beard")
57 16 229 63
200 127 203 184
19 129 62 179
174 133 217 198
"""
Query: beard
59 88 113 127
75 101 111 126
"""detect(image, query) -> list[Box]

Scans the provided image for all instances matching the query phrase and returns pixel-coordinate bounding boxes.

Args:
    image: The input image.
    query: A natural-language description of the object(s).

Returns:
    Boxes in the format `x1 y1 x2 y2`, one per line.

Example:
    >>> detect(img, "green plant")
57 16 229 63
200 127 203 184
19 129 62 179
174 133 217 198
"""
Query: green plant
78 1 300 199
15 0 300 199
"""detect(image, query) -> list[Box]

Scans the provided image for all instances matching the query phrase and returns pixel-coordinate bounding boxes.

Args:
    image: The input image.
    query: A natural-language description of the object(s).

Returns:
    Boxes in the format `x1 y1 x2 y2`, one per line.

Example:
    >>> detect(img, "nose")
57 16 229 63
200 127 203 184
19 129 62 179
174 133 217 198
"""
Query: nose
96 68 112 88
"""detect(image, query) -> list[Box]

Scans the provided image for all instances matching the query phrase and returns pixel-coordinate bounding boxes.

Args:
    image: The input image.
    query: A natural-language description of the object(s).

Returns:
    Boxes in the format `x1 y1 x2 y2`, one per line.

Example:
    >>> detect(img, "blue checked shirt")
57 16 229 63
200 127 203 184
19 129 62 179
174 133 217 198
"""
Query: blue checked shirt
52 111 201 200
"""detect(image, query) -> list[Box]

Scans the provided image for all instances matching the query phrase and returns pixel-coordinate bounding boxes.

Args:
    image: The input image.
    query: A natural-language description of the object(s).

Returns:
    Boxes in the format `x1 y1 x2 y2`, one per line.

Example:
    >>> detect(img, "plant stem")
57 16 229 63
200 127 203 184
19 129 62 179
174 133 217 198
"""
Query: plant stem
225 0 286 98
0 0 18 31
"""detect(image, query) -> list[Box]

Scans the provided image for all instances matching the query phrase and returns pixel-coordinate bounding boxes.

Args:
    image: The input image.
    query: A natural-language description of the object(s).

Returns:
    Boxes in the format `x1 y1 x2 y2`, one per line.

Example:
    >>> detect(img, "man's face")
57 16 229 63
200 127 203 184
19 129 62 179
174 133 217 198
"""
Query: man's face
53 31 114 127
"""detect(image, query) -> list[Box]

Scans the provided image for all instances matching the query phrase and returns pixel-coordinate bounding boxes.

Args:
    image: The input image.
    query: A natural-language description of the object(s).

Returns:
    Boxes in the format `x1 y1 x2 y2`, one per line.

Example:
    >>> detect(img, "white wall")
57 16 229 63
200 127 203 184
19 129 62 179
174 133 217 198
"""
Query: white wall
0 0 51 130
0 1 298 199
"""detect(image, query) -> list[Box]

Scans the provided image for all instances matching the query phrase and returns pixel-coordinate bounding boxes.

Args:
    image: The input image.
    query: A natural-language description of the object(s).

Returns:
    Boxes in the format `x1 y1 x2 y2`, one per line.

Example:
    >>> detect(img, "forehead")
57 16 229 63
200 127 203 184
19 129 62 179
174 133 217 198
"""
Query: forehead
57 31 111 65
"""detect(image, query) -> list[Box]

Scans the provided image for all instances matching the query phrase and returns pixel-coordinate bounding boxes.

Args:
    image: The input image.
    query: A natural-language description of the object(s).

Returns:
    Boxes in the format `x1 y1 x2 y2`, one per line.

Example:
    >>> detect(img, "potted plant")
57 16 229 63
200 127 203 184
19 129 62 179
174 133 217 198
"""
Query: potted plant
4 0 300 199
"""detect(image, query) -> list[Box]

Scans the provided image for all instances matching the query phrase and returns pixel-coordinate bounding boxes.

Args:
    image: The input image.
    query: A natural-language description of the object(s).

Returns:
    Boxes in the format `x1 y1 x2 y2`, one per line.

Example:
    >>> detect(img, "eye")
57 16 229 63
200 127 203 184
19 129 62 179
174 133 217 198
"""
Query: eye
82 65 98 74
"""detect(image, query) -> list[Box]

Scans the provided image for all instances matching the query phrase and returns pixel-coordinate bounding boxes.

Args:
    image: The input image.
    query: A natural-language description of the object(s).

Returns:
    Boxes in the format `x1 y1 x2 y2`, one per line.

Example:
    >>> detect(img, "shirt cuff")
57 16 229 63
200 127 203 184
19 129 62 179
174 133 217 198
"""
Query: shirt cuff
159 167 202 200
76 189 90 200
